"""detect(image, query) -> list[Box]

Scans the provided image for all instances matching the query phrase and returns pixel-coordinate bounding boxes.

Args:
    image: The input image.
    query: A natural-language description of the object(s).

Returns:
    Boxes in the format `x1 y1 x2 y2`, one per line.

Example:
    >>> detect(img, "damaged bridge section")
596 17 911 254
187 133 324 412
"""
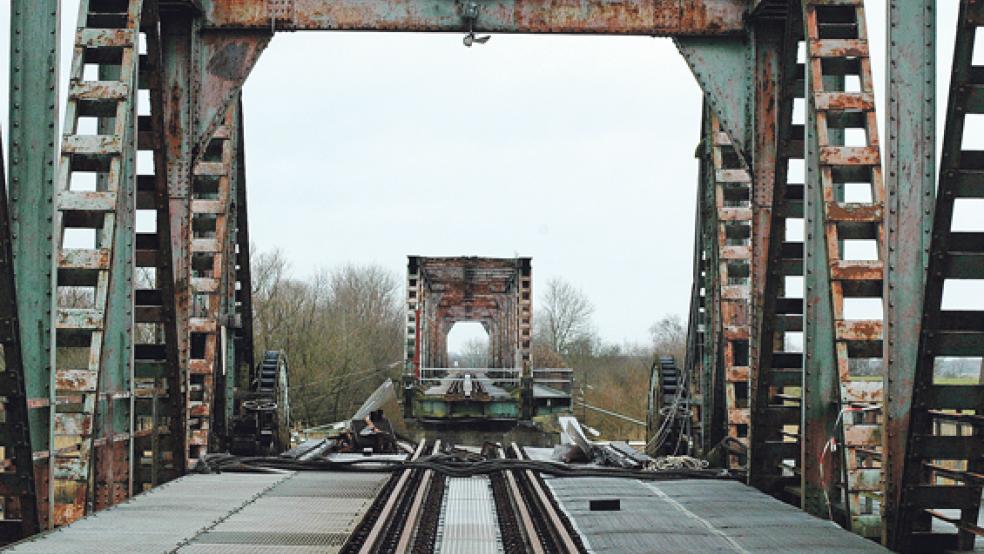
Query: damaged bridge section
404 256 534 421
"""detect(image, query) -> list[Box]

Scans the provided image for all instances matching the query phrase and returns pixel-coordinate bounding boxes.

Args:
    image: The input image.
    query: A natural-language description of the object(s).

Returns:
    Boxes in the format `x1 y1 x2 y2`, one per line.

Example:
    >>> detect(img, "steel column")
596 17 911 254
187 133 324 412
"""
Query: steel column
233 96 255 396
699 108 727 456
8 0 59 528
749 3 804 500
161 7 197 468
801 1 887 536
882 0 936 546
800 2 842 523
0 128 41 543
892 1 984 549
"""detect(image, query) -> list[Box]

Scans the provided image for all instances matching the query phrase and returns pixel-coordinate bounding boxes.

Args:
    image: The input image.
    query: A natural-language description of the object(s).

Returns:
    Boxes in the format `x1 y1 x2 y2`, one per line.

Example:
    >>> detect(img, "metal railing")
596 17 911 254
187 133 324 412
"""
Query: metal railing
532 368 574 394
418 367 521 386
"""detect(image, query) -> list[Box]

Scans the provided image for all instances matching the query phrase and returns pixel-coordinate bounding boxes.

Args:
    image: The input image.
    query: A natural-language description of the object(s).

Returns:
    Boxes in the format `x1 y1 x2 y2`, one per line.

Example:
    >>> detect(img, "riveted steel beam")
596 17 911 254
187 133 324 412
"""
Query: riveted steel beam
882 0 935 546
0 129 41 542
162 9 197 469
801 1 887 537
891 1 983 550
9 0 59 528
698 107 727 456
195 32 270 162
678 37 753 163
202 0 747 35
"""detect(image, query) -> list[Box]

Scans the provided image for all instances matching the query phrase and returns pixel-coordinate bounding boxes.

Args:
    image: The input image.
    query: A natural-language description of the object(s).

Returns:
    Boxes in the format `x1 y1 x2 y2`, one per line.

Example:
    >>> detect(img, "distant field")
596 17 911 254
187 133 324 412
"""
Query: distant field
934 376 980 385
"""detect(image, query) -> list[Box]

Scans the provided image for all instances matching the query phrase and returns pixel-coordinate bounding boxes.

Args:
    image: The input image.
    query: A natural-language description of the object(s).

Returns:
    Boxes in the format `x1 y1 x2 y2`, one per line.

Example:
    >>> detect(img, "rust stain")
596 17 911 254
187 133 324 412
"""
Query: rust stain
205 0 746 35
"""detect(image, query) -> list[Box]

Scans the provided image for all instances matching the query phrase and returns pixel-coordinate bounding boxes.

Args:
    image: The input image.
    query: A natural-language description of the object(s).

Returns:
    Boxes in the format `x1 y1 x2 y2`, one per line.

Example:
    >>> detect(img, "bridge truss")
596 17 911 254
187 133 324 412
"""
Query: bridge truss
2 0 979 550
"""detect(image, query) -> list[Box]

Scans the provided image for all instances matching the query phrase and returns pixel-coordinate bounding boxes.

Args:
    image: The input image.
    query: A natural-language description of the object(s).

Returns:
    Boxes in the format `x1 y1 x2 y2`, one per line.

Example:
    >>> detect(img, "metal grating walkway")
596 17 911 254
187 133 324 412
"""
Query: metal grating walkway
5 471 389 553
436 477 502 554
547 477 889 553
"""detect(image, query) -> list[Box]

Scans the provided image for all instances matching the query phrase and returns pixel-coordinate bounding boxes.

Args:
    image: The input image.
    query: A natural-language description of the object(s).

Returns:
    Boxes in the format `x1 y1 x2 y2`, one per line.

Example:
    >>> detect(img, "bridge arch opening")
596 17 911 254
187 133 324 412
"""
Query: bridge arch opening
446 321 490 369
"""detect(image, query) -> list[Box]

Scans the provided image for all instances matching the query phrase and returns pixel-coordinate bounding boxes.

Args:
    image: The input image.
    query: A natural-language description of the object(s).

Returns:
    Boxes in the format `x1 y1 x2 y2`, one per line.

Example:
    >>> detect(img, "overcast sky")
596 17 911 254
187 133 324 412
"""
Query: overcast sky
0 2 969 350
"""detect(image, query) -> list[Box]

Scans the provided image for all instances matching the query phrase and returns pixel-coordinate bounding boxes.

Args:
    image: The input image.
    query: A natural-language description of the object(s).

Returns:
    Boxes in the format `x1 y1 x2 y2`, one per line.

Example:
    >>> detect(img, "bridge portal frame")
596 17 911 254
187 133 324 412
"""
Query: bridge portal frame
5 0 968 550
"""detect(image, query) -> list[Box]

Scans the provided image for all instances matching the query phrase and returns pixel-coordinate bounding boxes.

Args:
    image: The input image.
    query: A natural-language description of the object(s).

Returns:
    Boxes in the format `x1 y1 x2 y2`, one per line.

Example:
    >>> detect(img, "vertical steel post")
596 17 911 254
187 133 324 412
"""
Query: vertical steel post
882 0 936 545
161 8 196 466
8 0 59 528
800 13 840 521
751 23 781 353
699 107 727 455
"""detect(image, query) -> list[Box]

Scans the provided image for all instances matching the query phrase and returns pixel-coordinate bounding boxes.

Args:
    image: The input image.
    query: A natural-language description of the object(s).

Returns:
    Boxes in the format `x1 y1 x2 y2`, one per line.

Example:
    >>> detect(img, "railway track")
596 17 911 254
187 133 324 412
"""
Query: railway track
341 441 586 553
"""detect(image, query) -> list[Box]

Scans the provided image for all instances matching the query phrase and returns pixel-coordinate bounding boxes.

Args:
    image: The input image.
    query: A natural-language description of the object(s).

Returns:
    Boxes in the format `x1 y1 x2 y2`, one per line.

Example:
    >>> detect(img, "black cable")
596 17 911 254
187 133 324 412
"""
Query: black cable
193 452 738 481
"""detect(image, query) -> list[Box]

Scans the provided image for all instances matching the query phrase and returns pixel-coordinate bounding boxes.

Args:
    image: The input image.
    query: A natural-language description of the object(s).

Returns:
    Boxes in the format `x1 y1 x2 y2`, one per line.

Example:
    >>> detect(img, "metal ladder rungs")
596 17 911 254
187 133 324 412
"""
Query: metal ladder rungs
58 191 118 213
76 28 136 49
69 81 129 102
62 134 122 156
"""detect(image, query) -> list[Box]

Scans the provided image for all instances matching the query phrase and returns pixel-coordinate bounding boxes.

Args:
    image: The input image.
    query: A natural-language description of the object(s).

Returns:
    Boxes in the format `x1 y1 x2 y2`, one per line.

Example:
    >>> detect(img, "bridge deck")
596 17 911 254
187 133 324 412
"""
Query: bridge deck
547 477 889 553
13 466 977 552
8 471 388 553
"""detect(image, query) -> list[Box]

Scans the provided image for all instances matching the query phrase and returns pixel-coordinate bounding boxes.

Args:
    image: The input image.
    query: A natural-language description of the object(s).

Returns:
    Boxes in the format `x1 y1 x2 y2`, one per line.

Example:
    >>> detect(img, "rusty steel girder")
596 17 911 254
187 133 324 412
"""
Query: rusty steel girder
203 0 747 34
406 256 531 372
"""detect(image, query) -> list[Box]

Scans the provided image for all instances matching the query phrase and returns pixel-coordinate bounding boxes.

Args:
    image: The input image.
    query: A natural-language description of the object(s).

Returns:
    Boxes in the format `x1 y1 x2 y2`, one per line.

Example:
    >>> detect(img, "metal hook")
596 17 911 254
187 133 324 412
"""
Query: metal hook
462 2 490 47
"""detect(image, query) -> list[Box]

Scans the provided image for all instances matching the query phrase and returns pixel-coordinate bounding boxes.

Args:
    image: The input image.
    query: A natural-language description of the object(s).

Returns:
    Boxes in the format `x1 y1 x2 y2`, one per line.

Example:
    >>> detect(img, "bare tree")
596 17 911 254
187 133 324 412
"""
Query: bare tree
649 314 686 361
249 248 404 427
536 277 594 355
449 337 490 368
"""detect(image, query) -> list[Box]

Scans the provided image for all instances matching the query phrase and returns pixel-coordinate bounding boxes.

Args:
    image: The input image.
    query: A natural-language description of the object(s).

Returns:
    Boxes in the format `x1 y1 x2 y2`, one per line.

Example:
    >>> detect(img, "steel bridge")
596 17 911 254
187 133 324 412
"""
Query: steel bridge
0 0 980 552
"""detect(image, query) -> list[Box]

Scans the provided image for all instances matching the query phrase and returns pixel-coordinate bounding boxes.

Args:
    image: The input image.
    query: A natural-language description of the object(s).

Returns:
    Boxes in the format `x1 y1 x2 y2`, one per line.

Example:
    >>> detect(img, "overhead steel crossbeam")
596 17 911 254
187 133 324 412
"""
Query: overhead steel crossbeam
202 0 747 34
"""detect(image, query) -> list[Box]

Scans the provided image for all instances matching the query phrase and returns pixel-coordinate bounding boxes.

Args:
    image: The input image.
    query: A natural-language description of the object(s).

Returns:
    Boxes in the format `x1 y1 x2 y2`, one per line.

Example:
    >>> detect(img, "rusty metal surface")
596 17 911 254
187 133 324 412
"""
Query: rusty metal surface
748 3 804 502
203 0 747 35
881 0 936 547
890 1 984 550
194 31 270 166
708 116 753 469
186 110 236 466
406 256 531 379
8 1 59 531
49 0 144 527
801 0 886 537
133 0 186 495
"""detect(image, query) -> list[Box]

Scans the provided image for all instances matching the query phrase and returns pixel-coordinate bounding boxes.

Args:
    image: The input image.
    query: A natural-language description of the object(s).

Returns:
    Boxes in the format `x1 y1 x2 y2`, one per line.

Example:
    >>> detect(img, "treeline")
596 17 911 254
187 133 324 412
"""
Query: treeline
250 249 404 427
531 278 685 440
249 250 686 436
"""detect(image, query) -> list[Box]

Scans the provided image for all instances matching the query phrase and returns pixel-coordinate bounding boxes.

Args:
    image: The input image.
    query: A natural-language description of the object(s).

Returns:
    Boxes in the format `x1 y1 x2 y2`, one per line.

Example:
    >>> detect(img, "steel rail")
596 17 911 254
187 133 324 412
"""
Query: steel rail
510 442 582 553
395 440 441 552
499 445 545 554
357 440 426 554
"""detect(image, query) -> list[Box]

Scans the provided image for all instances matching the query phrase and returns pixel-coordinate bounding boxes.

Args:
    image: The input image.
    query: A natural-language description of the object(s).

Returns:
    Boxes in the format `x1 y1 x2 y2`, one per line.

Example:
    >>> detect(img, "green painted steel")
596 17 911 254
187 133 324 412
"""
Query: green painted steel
415 398 519 419
891 1 984 549
8 0 58 484
161 11 196 467
97 59 137 504
677 37 753 163
698 107 726 456
800 15 840 521
882 0 935 546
